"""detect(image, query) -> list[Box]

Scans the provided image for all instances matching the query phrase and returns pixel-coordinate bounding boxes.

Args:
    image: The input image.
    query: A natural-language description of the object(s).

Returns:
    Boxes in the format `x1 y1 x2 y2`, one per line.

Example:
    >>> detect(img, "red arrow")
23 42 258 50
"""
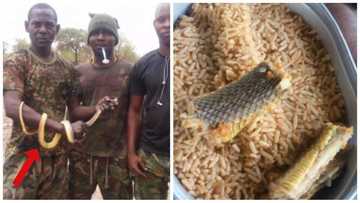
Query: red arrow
12 149 40 188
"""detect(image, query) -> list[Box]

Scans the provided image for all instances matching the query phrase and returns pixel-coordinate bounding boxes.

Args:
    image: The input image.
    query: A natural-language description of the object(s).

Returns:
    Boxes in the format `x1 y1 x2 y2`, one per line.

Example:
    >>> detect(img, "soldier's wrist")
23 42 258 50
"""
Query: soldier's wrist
54 122 65 134
45 118 65 134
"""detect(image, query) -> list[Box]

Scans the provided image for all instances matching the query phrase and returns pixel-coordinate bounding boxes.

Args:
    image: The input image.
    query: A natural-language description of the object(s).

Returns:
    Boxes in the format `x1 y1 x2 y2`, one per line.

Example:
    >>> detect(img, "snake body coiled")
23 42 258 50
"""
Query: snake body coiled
19 101 102 149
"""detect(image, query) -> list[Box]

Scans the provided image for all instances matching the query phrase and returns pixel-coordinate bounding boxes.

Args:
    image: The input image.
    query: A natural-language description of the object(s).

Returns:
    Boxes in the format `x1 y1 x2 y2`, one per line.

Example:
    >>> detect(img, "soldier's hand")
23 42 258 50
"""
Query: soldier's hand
71 120 86 141
108 97 119 110
96 96 119 111
128 153 146 177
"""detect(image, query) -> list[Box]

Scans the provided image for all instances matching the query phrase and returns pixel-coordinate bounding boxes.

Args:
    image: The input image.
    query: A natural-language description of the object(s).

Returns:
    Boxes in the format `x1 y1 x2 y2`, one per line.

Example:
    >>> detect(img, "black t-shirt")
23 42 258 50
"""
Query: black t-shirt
129 49 170 156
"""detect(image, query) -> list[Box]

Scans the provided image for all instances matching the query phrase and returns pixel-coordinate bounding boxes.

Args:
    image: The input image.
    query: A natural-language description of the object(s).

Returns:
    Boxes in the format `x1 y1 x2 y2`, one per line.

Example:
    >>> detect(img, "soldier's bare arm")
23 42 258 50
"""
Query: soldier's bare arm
68 96 96 122
127 95 146 177
4 91 66 135
68 96 118 122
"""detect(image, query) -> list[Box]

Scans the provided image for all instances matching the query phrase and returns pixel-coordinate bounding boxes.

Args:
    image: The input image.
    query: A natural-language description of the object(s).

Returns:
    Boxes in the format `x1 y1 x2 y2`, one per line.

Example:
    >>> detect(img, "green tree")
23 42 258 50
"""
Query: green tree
56 28 91 64
55 28 139 64
12 38 29 52
116 34 139 63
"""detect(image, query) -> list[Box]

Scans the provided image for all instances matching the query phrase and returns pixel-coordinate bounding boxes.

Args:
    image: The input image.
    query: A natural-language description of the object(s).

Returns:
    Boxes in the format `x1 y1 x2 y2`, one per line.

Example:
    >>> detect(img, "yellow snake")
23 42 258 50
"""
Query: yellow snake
19 101 102 149
61 120 75 143
38 113 63 149
19 101 37 135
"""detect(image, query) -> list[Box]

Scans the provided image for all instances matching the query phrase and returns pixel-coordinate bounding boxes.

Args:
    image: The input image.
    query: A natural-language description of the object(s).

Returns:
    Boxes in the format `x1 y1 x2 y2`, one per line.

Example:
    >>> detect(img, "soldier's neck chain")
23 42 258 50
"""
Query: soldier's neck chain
157 56 170 106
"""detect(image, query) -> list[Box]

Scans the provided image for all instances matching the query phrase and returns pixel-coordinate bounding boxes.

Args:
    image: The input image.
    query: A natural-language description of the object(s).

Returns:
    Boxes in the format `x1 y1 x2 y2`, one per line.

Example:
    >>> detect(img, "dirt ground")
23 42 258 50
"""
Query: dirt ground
3 115 103 199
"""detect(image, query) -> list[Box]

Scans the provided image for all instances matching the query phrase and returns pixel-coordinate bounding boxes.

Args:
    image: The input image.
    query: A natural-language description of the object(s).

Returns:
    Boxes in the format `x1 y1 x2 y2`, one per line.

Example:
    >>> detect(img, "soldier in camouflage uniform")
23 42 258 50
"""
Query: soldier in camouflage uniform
3 3 86 199
67 13 132 199
127 3 170 199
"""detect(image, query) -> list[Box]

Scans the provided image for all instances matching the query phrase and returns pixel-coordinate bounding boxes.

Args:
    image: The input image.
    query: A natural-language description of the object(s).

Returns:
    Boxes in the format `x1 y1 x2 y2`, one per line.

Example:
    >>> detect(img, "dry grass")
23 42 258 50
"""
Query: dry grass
174 4 346 199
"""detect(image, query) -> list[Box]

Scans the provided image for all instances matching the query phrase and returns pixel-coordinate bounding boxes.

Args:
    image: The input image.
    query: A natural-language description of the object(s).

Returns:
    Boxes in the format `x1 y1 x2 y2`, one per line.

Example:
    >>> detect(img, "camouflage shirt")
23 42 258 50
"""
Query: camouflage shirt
75 60 132 157
3 48 80 157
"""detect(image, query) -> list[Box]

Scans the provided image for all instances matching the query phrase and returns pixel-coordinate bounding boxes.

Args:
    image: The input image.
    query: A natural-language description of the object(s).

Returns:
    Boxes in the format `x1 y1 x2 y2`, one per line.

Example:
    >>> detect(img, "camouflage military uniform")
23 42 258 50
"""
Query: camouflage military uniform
69 150 131 199
3 48 79 199
68 60 133 199
133 149 169 199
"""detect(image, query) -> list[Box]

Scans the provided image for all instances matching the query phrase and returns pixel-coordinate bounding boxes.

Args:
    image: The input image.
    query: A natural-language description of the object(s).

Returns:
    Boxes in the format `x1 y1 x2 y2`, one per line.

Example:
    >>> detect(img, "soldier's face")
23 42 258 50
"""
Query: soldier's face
154 4 170 47
89 29 116 49
89 29 116 60
25 8 59 49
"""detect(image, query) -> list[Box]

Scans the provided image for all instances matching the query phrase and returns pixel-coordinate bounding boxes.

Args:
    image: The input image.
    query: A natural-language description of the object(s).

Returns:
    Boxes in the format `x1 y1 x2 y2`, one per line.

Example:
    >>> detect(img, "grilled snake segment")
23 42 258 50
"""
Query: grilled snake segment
193 63 290 145
268 123 353 199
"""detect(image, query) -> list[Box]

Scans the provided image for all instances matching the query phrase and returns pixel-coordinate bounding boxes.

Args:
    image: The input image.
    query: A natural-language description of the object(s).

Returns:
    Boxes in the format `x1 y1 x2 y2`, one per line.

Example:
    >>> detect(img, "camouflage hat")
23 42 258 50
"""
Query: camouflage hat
87 13 120 45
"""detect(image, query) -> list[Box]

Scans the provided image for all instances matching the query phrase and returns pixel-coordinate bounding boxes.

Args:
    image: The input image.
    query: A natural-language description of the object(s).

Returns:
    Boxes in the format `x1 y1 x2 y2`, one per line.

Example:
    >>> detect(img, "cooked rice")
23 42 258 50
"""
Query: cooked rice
174 3 346 199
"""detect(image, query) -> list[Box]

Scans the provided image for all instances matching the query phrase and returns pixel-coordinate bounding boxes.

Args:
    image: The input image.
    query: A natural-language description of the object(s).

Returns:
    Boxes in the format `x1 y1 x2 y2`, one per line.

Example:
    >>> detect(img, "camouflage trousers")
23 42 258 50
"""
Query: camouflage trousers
3 151 69 199
133 149 170 199
68 150 132 199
